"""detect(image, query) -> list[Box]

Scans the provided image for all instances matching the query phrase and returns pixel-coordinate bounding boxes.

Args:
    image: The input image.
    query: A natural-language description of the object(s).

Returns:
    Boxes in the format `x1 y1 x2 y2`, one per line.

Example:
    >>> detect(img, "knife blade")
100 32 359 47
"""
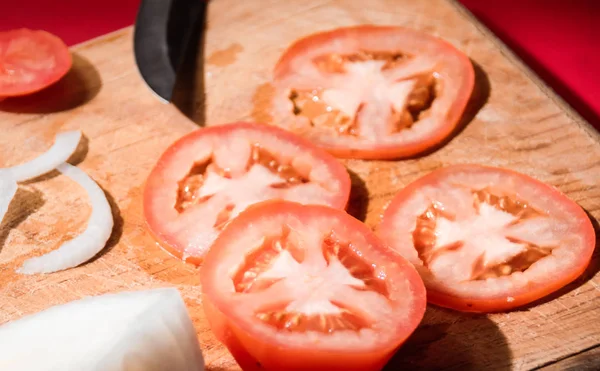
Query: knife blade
133 0 207 103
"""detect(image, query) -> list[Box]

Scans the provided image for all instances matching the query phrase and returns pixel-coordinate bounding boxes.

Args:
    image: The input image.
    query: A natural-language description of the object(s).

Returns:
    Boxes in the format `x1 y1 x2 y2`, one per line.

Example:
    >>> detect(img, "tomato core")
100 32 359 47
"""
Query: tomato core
412 187 550 281
229 227 390 334
288 51 438 138
175 144 310 215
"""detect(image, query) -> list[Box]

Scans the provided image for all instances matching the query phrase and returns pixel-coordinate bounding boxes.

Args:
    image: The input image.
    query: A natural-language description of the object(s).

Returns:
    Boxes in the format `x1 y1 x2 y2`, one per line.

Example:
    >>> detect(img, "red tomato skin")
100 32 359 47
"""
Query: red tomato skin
204 289 408 371
0 29 72 97
273 25 475 160
203 296 263 371
202 200 427 371
143 122 352 265
379 164 596 312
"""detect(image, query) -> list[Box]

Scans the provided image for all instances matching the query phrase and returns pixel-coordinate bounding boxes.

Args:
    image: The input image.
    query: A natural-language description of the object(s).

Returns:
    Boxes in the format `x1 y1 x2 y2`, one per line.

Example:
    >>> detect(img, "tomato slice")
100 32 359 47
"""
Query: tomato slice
269 25 474 160
379 164 596 312
143 122 351 265
201 200 426 371
0 29 72 97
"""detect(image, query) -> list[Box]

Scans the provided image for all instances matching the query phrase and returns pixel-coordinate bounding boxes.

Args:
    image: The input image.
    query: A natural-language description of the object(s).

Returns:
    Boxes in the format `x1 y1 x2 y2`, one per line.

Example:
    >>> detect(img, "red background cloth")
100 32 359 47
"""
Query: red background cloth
2 0 599 128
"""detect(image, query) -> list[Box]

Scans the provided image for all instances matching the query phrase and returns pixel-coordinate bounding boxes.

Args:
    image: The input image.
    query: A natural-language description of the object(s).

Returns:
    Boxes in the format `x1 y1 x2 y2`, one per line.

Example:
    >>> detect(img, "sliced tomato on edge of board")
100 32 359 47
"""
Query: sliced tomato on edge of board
143 122 351 265
0 29 72 97
379 164 596 312
201 200 427 371
270 25 475 160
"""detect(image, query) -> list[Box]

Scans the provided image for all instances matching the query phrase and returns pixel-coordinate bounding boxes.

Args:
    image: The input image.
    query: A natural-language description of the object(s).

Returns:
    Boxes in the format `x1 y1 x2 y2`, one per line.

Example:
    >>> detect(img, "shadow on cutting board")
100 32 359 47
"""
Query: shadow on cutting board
346 169 369 222
0 53 102 114
459 60 491 136
0 187 45 253
385 307 512 371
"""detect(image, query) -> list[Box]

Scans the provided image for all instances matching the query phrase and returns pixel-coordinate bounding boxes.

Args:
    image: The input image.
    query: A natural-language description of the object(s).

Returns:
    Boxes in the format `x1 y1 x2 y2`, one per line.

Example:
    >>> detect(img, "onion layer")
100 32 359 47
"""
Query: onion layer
0 177 17 225
0 288 205 371
0 130 81 182
17 163 114 274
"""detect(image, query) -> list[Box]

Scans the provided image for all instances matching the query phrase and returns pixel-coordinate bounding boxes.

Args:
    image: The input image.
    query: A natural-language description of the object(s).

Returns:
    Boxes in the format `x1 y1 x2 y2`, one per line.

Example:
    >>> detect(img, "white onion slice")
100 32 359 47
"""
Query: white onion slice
0 288 205 371
17 163 113 274
0 177 17 225
0 130 81 182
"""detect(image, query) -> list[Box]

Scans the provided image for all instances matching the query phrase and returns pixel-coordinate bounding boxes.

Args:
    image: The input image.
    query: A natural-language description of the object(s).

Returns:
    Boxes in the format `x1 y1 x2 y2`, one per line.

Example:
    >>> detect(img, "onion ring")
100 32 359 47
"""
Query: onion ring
0 177 17 225
0 130 81 182
17 163 113 274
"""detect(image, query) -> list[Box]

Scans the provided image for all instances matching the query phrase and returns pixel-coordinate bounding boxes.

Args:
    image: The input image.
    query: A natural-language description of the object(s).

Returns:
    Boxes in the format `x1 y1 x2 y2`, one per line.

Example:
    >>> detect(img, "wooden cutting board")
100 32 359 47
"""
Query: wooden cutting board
1 0 599 370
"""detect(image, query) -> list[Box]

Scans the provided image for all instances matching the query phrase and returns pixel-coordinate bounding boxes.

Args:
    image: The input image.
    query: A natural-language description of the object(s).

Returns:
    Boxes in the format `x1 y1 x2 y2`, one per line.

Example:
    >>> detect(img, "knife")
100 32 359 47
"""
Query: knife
133 0 207 104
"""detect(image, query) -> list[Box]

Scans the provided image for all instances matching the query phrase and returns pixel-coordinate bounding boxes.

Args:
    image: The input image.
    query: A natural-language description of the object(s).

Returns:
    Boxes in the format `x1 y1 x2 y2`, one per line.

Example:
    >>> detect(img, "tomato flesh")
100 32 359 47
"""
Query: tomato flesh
379 164 596 312
0 29 71 97
143 122 351 265
201 200 426 371
270 25 474 160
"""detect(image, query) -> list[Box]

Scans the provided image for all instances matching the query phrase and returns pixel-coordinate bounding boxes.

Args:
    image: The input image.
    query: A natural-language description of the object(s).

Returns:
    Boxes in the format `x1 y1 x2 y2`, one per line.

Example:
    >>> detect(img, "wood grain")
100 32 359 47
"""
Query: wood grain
1 0 599 370
538 344 600 371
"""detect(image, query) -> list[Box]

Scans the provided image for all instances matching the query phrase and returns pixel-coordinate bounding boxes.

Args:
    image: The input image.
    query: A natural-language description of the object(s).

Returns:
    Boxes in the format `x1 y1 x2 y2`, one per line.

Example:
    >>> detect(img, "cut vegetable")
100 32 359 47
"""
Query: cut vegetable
0 29 72 97
144 122 351 265
0 177 17 224
0 130 81 182
0 288 205 371
18 163 113 274
202 200 426 371
271 25 474 159
379 164 596 312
